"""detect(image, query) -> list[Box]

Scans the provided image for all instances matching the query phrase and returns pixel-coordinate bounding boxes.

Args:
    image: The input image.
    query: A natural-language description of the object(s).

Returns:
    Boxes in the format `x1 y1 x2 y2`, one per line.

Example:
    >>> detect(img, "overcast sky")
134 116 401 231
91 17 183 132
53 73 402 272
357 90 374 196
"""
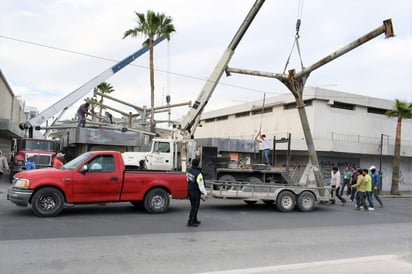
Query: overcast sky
1 0 411 125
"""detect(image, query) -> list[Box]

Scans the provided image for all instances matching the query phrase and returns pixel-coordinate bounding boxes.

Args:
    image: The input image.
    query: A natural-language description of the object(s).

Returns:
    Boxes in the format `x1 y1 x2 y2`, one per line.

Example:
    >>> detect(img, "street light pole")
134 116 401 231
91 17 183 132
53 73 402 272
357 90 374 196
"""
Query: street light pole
379 134 390 174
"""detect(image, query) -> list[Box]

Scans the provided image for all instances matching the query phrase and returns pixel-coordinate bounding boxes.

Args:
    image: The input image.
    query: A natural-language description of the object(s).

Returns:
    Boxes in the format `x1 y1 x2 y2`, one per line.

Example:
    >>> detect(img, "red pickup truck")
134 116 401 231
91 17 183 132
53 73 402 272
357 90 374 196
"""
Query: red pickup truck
7 151 188 217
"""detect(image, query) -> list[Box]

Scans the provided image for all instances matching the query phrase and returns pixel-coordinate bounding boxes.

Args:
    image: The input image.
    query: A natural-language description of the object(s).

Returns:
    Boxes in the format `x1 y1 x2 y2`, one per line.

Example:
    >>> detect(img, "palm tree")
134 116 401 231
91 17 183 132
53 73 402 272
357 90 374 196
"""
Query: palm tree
123 10 175 134
94 82 115 122
385 99 412 195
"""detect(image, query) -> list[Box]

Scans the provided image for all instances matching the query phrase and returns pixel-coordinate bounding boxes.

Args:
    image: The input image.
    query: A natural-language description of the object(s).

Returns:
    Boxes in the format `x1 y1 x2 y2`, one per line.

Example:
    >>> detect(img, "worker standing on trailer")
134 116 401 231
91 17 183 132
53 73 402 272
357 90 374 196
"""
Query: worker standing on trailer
256 134 271 165
187 159 208 227
77 102 90 127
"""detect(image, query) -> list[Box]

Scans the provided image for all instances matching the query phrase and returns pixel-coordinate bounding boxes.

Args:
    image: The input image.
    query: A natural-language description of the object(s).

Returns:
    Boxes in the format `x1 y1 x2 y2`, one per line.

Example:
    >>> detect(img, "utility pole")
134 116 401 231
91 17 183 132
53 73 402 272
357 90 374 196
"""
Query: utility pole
226 19 394 188
379 133 390 191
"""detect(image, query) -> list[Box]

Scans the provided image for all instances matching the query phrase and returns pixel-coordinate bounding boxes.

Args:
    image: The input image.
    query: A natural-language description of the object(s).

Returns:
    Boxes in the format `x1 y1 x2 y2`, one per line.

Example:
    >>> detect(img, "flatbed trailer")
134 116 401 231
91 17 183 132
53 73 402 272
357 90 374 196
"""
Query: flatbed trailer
207 180 332 212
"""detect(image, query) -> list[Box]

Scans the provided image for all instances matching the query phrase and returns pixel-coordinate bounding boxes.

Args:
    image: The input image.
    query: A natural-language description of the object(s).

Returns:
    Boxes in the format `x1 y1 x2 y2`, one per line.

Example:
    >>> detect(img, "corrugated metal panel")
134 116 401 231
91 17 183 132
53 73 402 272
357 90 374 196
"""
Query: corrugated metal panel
196 138 255 153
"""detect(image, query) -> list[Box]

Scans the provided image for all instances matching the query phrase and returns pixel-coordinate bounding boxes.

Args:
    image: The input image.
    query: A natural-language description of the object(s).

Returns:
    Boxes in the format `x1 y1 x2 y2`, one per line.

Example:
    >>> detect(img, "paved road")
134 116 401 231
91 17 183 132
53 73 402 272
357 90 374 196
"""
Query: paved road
1 177 411 273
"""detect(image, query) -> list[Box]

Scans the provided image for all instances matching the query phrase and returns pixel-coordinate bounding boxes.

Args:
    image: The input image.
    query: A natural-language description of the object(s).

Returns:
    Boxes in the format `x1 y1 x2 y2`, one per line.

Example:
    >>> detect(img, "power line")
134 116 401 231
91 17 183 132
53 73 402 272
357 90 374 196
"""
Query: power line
0 34 281 95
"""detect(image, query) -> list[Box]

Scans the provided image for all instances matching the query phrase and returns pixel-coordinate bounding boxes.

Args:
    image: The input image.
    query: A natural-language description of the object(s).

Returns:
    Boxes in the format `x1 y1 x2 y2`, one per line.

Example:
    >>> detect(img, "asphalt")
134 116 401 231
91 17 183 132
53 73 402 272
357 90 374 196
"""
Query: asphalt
1 174 411 274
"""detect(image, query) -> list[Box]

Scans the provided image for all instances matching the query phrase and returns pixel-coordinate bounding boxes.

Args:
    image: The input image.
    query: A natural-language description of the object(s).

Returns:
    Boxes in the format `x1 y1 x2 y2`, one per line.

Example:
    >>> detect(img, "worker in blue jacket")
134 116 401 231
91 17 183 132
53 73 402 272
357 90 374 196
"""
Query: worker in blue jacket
370 166 384 208
26 156 36 170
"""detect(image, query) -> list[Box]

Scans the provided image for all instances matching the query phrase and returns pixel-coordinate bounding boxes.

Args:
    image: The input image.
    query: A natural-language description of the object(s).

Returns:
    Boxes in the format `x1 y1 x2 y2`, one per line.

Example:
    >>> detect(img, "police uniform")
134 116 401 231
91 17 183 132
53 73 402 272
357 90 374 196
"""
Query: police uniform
187 160 207 227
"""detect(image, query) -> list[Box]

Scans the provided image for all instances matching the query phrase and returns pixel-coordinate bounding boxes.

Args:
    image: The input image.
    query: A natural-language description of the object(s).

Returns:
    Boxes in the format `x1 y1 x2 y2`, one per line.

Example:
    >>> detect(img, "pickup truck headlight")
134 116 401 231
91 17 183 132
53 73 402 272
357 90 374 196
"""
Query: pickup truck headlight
14 178 30 189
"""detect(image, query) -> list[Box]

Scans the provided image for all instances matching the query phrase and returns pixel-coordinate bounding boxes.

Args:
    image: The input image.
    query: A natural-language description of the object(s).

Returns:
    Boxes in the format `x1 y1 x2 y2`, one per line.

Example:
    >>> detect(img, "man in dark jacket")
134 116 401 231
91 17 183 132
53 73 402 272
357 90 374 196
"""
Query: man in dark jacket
77 102 90 127
187 159 208 227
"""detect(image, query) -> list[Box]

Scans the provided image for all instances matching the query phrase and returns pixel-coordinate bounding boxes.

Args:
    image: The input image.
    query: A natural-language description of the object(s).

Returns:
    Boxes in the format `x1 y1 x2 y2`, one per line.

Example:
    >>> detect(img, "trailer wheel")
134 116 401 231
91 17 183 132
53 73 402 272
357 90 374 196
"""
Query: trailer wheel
242 176 262 192
276 191 296 212
144 188 170 214
297 191 316 212
216 175 236 190
31 187 65 217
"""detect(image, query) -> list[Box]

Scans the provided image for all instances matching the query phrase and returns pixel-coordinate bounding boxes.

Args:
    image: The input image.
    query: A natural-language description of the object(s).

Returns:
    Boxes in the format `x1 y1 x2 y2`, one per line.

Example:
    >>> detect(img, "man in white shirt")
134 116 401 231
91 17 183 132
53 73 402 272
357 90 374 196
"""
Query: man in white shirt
331 167 347 205
256 134 271 165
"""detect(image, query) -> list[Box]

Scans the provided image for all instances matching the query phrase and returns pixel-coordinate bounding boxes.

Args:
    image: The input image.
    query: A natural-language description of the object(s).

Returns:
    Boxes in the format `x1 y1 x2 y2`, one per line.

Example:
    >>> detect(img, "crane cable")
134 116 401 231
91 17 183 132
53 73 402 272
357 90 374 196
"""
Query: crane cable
283 0 305 74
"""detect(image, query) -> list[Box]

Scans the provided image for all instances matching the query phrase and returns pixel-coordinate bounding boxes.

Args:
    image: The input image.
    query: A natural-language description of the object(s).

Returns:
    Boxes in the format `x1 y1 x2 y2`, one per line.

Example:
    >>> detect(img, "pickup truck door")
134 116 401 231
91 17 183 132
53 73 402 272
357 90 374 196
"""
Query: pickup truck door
146 140 173 170
71 154 123 202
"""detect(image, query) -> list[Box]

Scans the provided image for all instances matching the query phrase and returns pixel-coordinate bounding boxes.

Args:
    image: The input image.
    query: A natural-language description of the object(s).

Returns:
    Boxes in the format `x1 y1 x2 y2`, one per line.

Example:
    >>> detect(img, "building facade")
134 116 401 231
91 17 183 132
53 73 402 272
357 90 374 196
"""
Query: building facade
195 87 412 191
0 70 26 160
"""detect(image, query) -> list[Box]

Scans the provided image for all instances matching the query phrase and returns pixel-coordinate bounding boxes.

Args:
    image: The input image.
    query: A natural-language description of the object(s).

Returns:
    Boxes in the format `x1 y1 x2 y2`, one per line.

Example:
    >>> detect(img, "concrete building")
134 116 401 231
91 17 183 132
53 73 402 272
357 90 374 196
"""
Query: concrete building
195 87 412 192
0 70 26 159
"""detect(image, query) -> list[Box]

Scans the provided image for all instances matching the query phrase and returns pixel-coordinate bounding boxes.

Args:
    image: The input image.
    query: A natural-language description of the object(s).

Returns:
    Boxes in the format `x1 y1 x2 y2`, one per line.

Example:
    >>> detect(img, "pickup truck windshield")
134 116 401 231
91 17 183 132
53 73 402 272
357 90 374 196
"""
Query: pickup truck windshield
61 152 92 170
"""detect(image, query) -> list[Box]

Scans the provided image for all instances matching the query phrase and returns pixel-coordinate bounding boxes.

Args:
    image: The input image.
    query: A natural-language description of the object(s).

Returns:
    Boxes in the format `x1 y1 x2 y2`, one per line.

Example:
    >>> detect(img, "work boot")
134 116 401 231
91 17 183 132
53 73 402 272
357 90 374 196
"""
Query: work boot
187 221 199 227
194 220 201 225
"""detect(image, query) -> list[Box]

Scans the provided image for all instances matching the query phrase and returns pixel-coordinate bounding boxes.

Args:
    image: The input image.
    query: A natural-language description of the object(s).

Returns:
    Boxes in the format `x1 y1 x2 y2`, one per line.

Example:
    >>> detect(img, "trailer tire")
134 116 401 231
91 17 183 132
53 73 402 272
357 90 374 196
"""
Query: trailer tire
144 188 170 214
216 175 236 190
297 191 316 212
31 187 65 217
276 191 296 212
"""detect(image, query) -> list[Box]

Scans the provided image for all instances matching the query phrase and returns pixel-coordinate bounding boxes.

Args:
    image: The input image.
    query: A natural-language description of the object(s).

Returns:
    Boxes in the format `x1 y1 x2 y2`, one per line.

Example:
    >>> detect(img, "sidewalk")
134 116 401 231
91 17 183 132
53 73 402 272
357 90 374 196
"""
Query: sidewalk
199 254 412 274
380 191 412 198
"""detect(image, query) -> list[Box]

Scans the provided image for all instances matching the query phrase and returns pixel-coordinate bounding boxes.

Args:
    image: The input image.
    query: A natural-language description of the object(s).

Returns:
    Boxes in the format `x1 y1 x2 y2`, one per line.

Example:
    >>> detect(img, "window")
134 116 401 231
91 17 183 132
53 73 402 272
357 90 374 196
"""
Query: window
154 141 170 153
367 107 387 115
204 118 215 123
235 111 250 118
89 155 114 172
252 107 273 115
216 115 228 121
331 101 354 110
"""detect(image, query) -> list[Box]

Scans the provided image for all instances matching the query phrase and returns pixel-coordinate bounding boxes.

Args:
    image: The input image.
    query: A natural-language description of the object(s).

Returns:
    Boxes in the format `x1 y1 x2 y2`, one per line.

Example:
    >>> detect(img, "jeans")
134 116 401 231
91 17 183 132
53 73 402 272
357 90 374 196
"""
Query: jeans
340 179 350 196
366 191 374 208
334 186 346 203
373 189 384 207
350 187 357 202
262 149 270 165
77 114 85 127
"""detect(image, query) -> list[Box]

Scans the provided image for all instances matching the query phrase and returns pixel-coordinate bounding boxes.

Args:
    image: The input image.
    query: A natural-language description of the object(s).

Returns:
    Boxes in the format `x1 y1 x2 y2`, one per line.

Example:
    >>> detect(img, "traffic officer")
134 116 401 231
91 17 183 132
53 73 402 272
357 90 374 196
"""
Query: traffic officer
187 158 208 227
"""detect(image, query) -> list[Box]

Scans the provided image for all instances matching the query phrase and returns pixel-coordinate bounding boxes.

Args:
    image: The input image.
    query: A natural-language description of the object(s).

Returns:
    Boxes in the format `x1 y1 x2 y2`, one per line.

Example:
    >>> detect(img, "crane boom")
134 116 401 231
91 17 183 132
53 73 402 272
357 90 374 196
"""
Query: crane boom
27 35 167 133
177 0 265 137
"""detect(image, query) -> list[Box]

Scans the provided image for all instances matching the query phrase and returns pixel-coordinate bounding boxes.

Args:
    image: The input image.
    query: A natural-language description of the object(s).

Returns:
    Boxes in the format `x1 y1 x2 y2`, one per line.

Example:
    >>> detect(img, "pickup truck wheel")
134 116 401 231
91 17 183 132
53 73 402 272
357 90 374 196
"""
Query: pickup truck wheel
144 188 170 214
276 191 296 212
297 191 316 212
31 187 65 217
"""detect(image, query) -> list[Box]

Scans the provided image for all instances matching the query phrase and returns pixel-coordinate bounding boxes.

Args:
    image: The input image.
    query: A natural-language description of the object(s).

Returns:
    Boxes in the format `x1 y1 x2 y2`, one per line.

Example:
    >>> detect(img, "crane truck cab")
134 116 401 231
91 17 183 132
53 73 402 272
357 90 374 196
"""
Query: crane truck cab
10 138 59 180
122 138 197 171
